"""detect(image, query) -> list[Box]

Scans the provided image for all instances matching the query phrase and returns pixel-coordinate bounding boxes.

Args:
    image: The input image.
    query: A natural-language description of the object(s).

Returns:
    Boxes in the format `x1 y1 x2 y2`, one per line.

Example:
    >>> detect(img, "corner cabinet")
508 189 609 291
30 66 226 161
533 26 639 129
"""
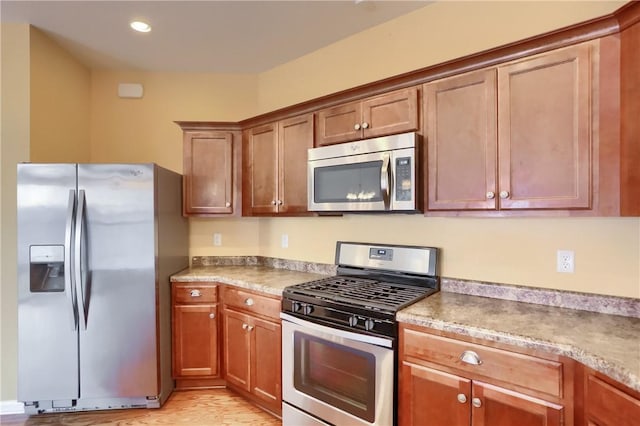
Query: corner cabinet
424 42 593 213
399 323 573 426
222 286 282 415
315 87 420 146
242 113 313 216
582 368 640 426
177 122 242 216
172 282 223 389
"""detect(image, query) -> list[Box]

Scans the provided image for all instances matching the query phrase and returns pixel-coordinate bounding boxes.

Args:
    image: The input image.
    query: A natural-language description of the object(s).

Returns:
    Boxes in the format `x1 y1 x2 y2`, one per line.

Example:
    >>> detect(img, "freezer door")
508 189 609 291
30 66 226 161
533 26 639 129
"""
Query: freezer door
17 163 80 402
77 164 159 399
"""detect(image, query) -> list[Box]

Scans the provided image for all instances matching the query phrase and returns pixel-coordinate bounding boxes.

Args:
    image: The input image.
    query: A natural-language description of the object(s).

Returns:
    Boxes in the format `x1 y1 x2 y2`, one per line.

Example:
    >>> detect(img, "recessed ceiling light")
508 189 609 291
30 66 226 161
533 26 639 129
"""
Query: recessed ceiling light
130 21 151 33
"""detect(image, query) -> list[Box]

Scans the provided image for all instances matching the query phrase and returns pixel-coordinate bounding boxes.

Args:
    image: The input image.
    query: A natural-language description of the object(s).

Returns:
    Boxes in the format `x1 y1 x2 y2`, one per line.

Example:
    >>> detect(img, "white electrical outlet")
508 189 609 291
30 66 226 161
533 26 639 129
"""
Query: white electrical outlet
213 233 222 246
557 250 575 273
281 234 289 248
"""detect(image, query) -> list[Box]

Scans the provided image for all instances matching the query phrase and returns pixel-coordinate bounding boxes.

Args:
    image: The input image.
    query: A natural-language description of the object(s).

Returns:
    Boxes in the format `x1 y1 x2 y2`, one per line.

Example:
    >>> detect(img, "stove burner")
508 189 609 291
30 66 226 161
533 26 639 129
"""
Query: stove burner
286 275 434 312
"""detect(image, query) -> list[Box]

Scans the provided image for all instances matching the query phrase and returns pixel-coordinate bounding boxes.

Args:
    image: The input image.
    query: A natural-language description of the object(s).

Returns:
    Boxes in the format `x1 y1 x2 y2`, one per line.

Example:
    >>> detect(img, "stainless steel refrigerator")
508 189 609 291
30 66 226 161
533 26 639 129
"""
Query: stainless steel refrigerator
17 163 188 414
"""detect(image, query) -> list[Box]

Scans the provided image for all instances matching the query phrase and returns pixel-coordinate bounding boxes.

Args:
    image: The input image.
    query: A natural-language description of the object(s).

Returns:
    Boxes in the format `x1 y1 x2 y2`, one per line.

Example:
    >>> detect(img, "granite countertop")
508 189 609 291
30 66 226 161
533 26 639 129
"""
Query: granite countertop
398 291 640 393
171 263 639 393
171 265 328 297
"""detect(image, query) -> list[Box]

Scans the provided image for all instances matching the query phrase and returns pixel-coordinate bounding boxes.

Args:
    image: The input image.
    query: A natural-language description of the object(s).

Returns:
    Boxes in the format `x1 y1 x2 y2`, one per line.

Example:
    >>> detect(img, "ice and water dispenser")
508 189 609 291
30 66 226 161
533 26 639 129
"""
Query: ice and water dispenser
29 245 65 292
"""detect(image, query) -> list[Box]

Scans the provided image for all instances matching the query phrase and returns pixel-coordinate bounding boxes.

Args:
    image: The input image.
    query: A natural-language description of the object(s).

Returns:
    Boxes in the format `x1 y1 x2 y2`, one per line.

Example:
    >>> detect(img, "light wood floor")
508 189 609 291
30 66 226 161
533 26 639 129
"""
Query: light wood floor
0 389 282 425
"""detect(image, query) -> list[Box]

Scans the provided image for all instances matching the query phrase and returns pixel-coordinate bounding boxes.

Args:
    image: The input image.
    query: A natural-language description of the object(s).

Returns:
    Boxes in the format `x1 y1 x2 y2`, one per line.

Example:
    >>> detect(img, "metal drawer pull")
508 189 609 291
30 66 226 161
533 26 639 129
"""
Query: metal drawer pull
244 298 254 306
209 313 215 319
457 394 467 404
190 289 201 297
472 398 482 408
247 325 254 331
459 350 482 365
242 323 248 330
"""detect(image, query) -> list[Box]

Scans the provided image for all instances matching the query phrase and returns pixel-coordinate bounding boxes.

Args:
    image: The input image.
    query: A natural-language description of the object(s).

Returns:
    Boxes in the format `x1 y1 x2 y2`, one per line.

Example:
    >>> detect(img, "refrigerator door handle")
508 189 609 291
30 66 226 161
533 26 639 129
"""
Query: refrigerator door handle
65 189 78 330
75 189 88 330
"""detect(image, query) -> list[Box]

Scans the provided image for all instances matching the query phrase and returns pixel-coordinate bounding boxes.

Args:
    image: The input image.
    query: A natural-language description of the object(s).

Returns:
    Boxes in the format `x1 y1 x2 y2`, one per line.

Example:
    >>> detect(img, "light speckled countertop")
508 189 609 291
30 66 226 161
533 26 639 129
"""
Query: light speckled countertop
398 292 640 393
171 265 327 297
171 264 639 393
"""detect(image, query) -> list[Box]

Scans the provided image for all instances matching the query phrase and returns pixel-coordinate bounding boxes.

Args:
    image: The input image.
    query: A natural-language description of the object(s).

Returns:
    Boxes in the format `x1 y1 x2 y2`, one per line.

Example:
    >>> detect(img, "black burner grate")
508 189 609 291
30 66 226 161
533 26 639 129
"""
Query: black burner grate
286 275 433 312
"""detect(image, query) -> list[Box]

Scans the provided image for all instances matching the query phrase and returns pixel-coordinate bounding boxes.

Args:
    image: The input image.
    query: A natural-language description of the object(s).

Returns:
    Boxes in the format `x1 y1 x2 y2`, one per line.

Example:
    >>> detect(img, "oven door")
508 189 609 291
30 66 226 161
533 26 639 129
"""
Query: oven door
281 313 394 426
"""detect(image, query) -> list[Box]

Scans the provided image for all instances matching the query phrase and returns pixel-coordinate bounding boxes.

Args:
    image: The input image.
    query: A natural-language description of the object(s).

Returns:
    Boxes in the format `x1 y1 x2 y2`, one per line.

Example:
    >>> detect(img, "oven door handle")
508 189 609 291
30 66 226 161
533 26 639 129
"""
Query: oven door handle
280 312 393 349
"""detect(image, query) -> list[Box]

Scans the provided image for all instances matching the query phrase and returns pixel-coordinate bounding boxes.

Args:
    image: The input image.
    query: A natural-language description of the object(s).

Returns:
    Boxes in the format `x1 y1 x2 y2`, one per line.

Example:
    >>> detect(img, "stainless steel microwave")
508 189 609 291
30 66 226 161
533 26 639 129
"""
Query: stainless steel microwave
307 132 420 212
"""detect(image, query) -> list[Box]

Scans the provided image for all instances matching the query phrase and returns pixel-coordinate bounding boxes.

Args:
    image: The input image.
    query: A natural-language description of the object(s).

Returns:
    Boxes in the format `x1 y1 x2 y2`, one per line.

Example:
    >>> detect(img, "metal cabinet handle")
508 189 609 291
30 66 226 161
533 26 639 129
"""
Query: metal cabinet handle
277 200 283 205
361 122 369 129
472 398 482 408
209 313 215 319
457 394 467 404
247 325 254 331
499 190 510 199
242 323 248 330
271 200 277 205
486 191 495 199
190 289 201 297
459 350 482 365
244 298 254 306
225 202 231 207
354 123 361 131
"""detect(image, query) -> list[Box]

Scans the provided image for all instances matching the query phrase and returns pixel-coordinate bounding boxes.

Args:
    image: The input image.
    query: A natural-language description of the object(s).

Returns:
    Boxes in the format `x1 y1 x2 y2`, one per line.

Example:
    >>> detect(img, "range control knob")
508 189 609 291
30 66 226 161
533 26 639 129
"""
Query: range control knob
348 316 359 327
291 301 302 313
303 304 314 315
364 319 376 331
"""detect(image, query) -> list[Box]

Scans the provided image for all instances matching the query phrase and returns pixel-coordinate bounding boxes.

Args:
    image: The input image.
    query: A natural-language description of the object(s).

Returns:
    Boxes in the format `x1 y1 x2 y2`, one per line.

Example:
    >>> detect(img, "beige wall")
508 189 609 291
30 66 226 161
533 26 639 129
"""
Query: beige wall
1 23 31 402
30 27 91 162
89 71 259 173
257 0 626 112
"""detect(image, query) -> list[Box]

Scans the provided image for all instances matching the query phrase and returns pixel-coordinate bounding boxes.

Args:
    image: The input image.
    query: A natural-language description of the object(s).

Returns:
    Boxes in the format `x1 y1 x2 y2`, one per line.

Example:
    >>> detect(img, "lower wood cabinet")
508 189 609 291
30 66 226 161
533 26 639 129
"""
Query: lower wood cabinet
583 369 640 426
399 323 572 426
172 282 223 389
222 287 282 415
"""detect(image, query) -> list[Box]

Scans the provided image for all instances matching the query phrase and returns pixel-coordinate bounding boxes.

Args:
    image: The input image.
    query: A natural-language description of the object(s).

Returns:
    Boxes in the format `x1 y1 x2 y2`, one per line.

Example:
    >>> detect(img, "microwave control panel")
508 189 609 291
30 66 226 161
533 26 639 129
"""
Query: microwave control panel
395 157 413 201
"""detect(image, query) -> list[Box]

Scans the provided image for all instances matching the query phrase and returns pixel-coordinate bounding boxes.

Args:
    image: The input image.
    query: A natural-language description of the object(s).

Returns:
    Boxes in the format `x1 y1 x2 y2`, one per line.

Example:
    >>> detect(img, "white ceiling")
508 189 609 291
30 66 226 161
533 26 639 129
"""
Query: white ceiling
1 0 430 73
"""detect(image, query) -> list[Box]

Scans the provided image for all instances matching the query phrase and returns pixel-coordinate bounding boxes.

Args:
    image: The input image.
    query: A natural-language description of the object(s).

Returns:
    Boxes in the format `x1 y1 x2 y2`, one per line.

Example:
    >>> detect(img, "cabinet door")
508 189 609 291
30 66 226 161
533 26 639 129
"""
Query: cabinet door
362 87 419 139
250 316 282 411
316 100 362 146
424 69 498 210
172 304 219 378
585 374 640 426
183 131 233 215
223 309 251 391
497 44 592 210
243 124 278 214
471 381 563 426
278 113 314 214
399 361 471 426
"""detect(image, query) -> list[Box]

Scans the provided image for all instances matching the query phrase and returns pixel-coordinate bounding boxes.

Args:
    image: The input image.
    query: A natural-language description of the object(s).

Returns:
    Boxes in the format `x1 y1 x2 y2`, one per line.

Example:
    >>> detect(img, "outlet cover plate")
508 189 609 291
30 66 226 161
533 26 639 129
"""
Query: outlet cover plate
557 250 575 273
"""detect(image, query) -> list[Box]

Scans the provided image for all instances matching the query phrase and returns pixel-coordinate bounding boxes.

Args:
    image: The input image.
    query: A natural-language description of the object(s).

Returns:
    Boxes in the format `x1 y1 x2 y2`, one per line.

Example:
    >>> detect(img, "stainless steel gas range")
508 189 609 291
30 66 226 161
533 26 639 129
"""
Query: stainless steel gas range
280 241 439 426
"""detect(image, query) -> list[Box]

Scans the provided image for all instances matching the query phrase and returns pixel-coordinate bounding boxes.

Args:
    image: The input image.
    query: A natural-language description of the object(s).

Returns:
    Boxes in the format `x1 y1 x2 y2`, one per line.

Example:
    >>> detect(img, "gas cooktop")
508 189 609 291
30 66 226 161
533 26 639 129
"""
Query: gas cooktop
281 242 439 339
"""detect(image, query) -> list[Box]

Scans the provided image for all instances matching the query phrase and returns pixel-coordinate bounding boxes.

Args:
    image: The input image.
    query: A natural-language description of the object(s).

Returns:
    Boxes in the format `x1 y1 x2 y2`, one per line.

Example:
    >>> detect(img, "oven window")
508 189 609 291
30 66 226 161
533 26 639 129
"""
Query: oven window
293 332 376 422
314 161 383 203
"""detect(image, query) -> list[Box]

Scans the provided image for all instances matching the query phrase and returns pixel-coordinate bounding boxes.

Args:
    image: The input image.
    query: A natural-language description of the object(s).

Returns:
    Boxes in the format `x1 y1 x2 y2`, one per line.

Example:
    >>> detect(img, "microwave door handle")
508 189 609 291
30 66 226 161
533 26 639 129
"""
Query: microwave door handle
381 154 391 208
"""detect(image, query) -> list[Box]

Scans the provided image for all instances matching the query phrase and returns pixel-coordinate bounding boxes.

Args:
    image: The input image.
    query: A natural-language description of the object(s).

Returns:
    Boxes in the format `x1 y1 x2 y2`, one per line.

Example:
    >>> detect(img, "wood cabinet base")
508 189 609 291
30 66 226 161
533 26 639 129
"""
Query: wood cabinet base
226 382 282 417
175 377 226 390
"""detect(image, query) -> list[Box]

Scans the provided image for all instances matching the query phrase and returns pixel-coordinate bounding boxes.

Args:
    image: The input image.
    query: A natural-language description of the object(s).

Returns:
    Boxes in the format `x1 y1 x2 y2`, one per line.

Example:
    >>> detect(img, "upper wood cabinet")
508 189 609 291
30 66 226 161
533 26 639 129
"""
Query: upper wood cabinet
424 43 593 213
315 87 420 146
179 123 242 216
242 113 313 216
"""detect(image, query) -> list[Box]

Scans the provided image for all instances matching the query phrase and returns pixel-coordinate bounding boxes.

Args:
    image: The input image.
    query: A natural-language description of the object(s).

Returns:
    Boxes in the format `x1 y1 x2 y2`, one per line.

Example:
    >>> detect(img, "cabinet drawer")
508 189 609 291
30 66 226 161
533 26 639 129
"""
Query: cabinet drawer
223 286 280 319
403 327 563 398
173 282 218 304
